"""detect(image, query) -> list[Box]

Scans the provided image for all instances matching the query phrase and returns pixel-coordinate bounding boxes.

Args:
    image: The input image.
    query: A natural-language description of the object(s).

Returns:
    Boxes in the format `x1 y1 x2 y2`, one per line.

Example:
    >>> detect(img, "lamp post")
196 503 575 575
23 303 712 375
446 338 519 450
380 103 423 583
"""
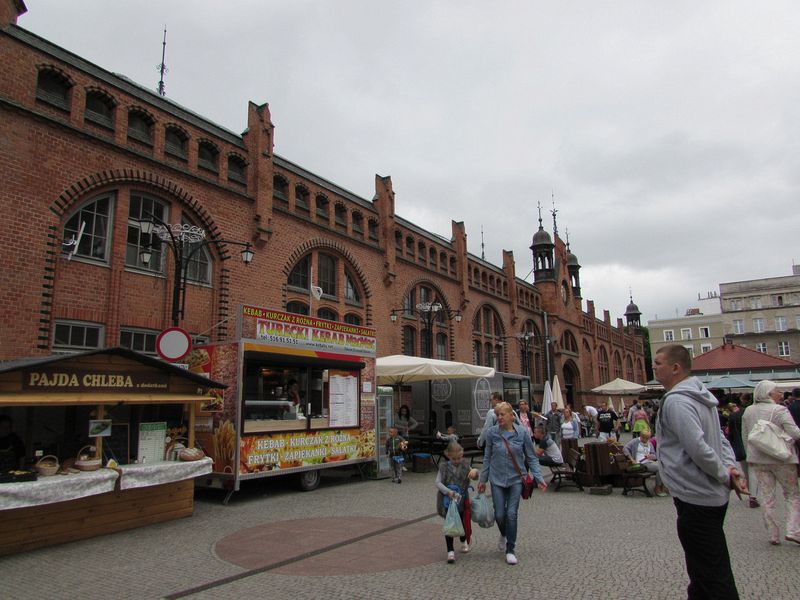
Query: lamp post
389 301 462 433
389 302 462 359
138 213 254 328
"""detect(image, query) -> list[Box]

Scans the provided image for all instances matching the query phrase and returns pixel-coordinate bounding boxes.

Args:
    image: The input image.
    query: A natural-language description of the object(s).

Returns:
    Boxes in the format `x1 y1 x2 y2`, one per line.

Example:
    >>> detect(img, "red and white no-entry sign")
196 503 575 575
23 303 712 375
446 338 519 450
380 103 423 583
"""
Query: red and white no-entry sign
156 327 192 362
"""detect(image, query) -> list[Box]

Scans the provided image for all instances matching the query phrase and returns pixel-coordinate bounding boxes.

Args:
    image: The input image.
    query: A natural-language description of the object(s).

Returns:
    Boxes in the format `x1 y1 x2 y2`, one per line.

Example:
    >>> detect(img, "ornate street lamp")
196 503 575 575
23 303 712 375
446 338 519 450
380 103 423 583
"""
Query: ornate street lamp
389 301 462 358
138 213 254 327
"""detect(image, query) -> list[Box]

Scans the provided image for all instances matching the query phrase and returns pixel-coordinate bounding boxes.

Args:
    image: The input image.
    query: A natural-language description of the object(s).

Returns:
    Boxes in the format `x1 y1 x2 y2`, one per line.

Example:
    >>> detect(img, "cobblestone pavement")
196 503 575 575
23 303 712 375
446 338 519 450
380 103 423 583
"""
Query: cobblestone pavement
1 447 798 600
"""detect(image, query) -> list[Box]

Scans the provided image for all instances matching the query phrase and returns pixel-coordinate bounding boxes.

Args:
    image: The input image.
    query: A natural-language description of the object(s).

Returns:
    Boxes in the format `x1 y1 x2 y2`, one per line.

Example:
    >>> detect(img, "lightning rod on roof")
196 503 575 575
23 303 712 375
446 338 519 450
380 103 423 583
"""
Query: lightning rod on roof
157 27 168 96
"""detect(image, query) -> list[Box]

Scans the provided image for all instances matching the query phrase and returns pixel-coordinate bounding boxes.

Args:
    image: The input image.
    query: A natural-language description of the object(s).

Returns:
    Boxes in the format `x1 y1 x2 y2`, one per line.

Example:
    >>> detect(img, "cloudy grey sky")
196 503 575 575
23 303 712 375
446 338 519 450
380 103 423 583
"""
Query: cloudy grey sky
20 1 800 324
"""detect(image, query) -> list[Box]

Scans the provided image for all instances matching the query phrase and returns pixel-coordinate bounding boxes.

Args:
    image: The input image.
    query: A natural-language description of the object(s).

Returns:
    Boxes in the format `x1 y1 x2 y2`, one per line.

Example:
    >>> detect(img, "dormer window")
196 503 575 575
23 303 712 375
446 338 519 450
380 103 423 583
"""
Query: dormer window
164 126 188 160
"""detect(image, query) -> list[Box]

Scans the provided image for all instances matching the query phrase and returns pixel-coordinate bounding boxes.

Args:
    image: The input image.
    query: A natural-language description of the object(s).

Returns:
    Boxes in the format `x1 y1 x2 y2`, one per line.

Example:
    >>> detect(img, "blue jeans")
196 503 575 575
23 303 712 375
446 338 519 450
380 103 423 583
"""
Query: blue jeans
491 481 522 553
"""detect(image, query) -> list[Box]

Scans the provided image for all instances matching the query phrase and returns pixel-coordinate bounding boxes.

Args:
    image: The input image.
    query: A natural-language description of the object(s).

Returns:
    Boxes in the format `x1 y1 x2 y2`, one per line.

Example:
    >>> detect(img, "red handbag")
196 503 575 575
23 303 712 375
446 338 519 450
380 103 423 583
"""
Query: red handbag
502 437 535 500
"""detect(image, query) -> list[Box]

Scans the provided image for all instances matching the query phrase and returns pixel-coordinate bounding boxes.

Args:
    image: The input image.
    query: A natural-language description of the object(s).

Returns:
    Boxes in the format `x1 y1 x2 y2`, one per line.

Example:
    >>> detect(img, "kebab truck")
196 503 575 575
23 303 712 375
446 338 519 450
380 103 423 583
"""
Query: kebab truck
188 306 378 502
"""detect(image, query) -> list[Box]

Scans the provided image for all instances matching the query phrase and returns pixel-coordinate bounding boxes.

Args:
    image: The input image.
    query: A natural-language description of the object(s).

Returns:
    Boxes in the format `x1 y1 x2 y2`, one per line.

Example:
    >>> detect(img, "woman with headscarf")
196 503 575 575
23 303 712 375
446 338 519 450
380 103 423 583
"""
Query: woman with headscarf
742 380 800 545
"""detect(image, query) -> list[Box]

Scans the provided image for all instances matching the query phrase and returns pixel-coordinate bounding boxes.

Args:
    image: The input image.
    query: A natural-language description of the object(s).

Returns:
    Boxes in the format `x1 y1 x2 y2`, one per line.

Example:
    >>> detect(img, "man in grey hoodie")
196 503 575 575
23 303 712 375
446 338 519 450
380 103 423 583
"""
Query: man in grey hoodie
654 345 747 600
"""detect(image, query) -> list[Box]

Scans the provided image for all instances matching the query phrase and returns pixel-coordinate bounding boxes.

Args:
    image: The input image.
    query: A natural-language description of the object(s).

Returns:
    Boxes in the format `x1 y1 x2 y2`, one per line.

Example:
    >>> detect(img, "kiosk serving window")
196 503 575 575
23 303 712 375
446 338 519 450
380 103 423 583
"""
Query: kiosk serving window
242 356 360 433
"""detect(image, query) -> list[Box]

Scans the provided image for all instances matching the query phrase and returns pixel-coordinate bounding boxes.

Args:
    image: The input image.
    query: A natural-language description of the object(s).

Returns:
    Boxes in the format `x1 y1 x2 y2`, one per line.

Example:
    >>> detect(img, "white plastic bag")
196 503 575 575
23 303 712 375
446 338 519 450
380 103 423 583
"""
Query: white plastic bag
442 495 465 537
470 491 495 528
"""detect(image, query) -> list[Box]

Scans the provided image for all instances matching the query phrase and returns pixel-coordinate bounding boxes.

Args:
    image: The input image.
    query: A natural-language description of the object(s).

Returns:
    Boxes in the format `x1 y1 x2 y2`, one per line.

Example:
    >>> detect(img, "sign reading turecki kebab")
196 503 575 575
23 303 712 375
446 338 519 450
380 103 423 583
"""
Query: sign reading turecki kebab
242 305 377 357
23 369 169 392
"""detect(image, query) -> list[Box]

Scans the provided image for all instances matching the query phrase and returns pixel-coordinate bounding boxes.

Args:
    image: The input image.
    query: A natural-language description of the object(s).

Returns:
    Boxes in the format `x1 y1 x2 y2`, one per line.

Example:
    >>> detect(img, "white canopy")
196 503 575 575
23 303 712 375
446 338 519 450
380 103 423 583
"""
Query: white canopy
542 380 553 410
375 355 495 385
591 377 646 395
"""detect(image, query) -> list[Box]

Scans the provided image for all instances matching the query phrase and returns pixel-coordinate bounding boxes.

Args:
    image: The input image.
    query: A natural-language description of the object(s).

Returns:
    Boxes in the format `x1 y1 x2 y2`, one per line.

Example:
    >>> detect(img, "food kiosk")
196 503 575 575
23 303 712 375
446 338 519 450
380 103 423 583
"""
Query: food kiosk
0 348 224 556
190 305 378 502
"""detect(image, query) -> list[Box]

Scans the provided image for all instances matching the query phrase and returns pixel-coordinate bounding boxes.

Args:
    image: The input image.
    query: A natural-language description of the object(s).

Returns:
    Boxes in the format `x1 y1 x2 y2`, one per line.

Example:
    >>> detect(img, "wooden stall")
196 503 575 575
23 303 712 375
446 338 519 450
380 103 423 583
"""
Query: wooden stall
0 348 225 555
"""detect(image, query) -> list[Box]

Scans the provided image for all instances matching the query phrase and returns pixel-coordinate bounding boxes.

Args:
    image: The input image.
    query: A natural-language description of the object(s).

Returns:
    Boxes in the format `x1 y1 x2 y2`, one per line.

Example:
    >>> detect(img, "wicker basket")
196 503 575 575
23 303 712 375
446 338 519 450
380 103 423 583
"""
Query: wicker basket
74 445 102 471
35 455 60 476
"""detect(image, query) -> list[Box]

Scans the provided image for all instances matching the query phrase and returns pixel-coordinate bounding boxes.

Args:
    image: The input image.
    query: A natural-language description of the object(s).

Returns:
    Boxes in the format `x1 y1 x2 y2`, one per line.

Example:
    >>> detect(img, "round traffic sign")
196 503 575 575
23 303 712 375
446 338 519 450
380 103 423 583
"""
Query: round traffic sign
156 327 192 361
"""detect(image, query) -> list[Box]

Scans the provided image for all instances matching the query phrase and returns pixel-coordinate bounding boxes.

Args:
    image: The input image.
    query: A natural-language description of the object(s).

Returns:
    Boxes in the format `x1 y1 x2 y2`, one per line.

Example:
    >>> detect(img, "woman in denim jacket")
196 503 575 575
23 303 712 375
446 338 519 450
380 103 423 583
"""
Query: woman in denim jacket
477 402 547 565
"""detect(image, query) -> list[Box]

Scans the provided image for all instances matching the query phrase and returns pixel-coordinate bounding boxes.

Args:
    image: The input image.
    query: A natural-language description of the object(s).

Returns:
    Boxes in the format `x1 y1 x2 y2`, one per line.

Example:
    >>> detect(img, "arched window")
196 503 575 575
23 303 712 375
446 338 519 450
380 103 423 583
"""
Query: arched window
473 305 504 367
405 236 414 257
368 219 378 241
403 326 416 356
598 347 609 384
352 212 364 237
316 195 329 221
36 68 71 110
318 307 337 321
429 248 437 268
334 204 347 230
273 175 289 205
63 194 113 262
344 270 361 304
418 241 426 263
182 216 211 284
436 333 447 360
286 251 365 325
84 89 114 128
294 185 310 214
317 253 337 296
474 340 481 364
227 155 247 184
288 255 310 290
625 356 635 381
560 330 579 354
198 141 219 172
126 193 167 272
397 283 455 359
164 125 188 160
344 313 362 326
127 109 153 145
286 301 309 315
613 351 623 379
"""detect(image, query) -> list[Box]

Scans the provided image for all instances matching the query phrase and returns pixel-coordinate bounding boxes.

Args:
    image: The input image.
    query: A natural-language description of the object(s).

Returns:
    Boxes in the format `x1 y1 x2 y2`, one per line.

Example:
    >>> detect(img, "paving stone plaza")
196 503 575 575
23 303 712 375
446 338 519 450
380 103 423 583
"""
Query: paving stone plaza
2 443 798 600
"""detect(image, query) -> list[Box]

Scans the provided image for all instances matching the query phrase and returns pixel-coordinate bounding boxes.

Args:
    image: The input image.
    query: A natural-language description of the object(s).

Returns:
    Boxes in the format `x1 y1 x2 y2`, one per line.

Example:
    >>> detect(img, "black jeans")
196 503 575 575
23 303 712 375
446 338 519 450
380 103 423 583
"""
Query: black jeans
537 456 562 467
673 497 739 600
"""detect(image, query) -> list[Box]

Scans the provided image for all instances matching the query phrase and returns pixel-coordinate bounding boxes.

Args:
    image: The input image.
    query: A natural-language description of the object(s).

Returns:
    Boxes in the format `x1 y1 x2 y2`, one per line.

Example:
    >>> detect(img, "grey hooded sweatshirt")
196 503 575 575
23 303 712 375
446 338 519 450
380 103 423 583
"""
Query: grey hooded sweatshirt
656 376 736 507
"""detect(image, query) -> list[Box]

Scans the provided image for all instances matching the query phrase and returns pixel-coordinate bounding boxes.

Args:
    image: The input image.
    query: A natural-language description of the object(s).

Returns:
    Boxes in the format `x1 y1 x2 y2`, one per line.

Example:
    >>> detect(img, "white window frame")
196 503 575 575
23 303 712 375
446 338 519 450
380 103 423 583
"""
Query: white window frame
119 327 159 356
680 328 692 340
683 345 694 357
756 342 768 353
700 344 712 354
775 316 787 332
699 326 710 339
733 319 744 334
53 320 104 353
778 341 790 357
749 297 762 309
753 318 764 333
772 295 784 307
63 194 114 263
663 330 674 342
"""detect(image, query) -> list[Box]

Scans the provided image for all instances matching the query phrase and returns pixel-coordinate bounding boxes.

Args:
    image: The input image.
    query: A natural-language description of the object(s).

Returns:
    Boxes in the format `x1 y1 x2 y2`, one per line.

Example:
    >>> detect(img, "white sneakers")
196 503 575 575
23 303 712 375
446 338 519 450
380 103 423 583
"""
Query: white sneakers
506 553 518 565
497 535 507 552
460 542 470 553
447 551 455 563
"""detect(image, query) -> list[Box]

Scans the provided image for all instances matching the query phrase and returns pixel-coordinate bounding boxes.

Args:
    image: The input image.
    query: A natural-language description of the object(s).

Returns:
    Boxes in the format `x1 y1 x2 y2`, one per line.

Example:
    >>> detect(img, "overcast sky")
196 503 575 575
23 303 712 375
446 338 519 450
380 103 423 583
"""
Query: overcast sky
20 1 800 324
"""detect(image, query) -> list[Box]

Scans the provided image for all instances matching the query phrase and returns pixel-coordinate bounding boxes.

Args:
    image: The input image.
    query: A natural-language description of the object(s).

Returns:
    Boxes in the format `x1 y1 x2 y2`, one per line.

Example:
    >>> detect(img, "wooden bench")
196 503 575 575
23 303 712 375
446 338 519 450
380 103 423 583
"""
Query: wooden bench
612 453 655 497
550 448 585 491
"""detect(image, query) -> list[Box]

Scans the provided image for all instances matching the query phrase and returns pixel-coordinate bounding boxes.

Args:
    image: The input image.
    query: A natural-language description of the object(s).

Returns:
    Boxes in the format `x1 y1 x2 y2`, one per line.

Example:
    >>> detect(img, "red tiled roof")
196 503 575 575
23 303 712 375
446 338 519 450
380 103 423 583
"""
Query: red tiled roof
691 343 798 372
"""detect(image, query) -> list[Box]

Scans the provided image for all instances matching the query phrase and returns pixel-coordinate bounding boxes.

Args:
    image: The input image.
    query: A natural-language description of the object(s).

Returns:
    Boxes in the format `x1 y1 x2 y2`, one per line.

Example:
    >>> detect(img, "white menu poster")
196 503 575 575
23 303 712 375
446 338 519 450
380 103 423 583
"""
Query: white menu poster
329 372 358 427
138 422 167 463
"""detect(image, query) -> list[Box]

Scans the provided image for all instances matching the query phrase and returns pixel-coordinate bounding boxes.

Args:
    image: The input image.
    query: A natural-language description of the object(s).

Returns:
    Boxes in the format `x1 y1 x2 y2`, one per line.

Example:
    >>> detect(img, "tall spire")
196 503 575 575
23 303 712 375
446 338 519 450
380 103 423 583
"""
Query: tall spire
480 225 485 260
551 190 558 236
157 27 168 96
565 227 570 251
537 201 544 229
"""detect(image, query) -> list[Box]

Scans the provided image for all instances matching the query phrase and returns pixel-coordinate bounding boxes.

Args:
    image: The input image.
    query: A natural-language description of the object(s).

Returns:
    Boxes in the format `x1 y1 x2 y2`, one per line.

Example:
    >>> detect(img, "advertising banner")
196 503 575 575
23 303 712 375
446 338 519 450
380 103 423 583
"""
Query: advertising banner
242 305 376 357
239 428 374 475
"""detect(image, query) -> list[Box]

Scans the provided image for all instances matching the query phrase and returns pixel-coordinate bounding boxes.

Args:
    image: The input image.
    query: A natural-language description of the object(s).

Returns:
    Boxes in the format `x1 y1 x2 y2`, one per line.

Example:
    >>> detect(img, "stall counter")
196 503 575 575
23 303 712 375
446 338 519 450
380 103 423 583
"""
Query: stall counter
0 468 119 510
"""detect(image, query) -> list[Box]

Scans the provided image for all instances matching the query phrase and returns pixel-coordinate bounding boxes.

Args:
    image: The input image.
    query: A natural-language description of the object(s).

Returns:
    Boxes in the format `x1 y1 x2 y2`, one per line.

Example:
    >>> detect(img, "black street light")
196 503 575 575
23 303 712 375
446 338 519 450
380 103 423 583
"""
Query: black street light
501 331 535 377
389 301 462 434
138 213 254 327
389 301 462 358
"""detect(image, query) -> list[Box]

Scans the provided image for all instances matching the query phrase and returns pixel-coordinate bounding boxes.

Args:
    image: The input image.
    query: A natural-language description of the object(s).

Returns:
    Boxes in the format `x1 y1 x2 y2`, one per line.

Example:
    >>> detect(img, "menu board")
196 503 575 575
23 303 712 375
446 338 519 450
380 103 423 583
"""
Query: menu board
329 371 358 428
138 422 167 464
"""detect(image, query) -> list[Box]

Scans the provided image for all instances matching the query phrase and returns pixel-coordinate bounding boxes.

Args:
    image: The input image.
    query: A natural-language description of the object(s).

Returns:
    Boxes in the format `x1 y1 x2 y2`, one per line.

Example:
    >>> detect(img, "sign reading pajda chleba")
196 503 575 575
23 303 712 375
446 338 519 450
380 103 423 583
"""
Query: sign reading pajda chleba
23 368 169 392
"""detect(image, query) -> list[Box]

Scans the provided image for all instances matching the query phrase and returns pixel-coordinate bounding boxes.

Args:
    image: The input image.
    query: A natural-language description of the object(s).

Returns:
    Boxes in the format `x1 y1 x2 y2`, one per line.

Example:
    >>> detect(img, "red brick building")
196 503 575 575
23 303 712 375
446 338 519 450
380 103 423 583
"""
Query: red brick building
0 2 645 408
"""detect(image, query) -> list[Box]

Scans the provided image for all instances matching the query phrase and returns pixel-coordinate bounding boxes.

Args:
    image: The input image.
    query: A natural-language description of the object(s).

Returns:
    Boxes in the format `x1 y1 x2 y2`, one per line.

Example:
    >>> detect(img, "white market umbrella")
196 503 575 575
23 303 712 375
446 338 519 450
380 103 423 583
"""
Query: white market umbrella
606 396 614 410
591 377 646 395
618 397 625 415
375 355 495 385
552 374 565 410
542 379 553 411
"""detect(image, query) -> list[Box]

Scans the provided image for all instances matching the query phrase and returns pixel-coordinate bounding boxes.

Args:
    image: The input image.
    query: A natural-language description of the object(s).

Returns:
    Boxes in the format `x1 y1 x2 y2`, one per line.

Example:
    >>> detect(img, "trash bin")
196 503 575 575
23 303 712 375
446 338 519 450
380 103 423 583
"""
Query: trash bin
412 453 434 473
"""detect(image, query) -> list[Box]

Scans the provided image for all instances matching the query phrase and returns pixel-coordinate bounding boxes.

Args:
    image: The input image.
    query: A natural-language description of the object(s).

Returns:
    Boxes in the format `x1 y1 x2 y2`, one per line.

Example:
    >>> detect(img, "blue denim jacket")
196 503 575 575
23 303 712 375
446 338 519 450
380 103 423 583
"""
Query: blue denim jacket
479 422 545 488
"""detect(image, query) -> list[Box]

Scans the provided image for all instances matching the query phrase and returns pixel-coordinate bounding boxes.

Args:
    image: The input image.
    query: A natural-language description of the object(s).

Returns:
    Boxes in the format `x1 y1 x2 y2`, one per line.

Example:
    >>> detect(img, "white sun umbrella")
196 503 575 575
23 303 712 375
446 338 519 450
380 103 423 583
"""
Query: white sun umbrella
542 380 553 413
618 397 626 415
552 374 565 410
606 396 615 410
